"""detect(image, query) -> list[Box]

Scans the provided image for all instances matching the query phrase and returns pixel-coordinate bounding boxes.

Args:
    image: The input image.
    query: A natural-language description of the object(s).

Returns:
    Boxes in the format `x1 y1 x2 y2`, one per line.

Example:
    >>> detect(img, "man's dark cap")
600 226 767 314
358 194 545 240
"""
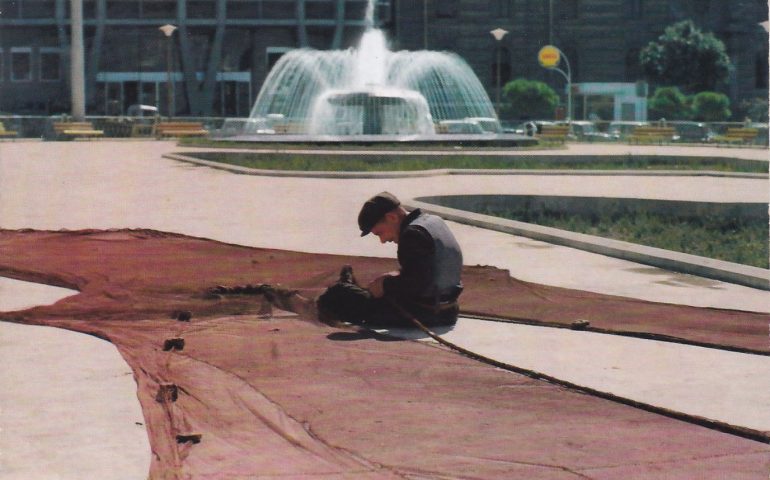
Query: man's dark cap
358 192 401 237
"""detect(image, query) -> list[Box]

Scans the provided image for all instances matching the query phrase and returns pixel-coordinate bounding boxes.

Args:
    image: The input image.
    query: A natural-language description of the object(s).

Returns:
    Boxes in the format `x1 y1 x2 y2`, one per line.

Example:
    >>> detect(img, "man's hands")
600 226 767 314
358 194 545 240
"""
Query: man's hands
367 271 399 298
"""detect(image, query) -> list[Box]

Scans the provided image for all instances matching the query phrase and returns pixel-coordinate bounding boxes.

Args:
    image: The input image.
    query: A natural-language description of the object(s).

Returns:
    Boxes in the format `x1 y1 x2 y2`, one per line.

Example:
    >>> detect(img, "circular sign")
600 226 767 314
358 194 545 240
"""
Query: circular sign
538 45 561 68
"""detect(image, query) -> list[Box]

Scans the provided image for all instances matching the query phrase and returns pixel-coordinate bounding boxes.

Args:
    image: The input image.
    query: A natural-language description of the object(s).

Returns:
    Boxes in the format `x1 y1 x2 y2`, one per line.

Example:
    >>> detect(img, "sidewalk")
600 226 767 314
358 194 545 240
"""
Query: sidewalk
0 140 768 478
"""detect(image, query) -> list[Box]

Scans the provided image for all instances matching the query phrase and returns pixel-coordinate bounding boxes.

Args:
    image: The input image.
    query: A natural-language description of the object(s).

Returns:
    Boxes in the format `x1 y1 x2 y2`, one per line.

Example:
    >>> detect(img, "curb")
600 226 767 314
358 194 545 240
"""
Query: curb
164 153 767 180
405 199 770 292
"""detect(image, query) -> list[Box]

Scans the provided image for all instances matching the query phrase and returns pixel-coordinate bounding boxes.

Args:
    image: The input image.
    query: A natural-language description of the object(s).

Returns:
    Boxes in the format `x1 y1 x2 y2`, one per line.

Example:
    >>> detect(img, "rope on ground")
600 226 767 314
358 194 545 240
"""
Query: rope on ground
384 298 770 445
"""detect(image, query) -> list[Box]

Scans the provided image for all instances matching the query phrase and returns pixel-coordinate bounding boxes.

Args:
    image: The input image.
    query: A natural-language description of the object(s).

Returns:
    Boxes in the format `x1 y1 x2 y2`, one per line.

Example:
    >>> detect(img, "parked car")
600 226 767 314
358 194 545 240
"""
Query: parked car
514 120 555 136
126 104 159 118
557 121 613 142
500 120 523 134
749 122 768 146
438 119 486 134
464 117 502 134
608 121 649 140
668 121 715 143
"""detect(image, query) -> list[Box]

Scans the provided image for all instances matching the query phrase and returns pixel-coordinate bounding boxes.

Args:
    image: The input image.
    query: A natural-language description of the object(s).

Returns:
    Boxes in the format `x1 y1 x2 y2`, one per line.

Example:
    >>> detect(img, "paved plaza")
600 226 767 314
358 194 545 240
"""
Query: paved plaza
0 140 768 478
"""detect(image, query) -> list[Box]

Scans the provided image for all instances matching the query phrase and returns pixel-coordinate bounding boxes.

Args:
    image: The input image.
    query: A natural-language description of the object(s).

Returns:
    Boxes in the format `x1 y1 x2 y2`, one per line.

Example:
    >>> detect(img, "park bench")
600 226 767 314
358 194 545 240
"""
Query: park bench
272 123 303 134
130 123 155 137
435 123 449 134
155 122 208 138
0 121 18 138
52 121 104 140
715 127 758 145
538 125 570 143
628 126 676 144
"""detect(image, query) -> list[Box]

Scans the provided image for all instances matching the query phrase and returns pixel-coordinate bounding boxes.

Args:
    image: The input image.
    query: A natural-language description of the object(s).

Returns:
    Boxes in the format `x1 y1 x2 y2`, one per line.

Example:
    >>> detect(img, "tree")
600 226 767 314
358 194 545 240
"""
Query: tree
691 92 731 121
640 20 731 93
648 86 690 120
500 78 559 120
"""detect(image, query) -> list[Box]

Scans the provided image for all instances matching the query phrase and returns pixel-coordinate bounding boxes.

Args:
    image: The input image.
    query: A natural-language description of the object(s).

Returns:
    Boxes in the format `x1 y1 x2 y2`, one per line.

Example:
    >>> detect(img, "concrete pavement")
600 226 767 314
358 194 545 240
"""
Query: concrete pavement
0 279 151 480
0 140 768 478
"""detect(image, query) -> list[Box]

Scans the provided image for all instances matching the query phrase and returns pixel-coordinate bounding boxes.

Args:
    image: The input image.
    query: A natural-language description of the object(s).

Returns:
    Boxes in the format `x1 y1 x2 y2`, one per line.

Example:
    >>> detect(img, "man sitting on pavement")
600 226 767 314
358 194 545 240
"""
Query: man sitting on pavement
212 192 463 328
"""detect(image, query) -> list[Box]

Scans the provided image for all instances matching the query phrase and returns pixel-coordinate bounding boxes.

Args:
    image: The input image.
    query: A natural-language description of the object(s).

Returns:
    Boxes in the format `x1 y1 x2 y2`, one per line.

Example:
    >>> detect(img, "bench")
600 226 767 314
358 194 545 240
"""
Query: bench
0 121 18 138
273 123 304 134
538 125 570 143
130 124 155 137
52 121 104 140
155 122 208 138
715 128 758 145
628 126 676 144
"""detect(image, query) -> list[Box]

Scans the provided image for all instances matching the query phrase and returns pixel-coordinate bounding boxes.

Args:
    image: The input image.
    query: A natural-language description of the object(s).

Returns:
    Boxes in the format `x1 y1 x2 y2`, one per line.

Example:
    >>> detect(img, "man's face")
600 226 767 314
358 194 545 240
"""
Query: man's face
370 212 400 244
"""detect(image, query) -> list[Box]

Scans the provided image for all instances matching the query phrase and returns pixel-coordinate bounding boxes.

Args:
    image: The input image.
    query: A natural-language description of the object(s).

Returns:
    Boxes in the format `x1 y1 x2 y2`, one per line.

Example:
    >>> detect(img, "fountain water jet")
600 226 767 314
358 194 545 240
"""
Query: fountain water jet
244 18 498 137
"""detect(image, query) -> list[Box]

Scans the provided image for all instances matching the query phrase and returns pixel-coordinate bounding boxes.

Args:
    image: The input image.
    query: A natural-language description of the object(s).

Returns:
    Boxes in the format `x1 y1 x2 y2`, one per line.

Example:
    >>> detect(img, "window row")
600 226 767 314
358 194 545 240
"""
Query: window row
0 48 62 82
0 0 386 21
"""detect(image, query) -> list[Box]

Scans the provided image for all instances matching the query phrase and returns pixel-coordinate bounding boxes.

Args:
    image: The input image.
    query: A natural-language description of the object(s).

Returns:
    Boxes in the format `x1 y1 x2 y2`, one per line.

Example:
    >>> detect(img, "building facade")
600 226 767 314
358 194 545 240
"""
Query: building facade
393 0 768 120
0 0 766 118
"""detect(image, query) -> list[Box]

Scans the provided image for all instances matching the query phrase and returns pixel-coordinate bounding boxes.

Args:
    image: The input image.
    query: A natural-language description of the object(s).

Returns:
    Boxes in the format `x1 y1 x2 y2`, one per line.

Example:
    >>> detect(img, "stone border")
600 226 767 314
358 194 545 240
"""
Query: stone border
405 198 769 291
164 152 767 180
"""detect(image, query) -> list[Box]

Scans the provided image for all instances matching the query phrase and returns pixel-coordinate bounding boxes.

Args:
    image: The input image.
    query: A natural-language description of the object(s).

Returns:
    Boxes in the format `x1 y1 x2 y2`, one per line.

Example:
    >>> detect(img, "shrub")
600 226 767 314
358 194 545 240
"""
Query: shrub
691 91 731 121
500 78 560 120
649 86 690 120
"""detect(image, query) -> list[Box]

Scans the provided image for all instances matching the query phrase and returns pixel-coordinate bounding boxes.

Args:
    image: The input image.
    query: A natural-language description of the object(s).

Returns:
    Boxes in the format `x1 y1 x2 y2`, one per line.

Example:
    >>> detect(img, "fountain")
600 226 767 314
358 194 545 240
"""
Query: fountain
223 1 534 145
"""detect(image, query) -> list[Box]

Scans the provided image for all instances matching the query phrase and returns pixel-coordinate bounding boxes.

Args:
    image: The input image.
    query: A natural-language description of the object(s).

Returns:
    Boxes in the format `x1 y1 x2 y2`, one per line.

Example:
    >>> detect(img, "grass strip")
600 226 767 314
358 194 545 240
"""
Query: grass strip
187 151 767 173
478 208 769 269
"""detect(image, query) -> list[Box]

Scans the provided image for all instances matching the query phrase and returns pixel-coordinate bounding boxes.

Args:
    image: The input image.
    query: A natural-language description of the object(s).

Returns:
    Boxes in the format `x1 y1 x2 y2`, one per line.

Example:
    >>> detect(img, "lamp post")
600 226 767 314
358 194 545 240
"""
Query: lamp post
159 24 177 119
490 28 508 117
70 0 86 121
423 0 428 49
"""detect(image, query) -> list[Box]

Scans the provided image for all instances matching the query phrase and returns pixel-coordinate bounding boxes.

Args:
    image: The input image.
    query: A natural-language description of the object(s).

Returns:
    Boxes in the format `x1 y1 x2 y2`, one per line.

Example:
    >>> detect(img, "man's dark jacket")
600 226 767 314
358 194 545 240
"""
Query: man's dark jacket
383 208 463 305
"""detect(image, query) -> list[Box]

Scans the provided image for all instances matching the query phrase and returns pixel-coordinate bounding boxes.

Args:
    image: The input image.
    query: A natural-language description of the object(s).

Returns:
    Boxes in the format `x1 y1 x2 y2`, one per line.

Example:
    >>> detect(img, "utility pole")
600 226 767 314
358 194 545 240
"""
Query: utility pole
70 0 86 121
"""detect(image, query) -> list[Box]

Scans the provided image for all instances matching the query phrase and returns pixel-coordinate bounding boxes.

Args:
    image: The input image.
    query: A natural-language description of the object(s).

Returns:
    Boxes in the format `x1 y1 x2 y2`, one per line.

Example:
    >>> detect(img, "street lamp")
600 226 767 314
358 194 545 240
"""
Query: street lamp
159 24 177 118
490 28 508 117
538 45 572 122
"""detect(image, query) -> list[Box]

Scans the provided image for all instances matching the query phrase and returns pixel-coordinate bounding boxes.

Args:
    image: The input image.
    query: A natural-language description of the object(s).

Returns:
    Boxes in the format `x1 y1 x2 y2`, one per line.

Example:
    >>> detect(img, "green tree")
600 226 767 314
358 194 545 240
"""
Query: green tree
640 20 731 93
691 91 731 121
648 86 690 120
500 78 559 120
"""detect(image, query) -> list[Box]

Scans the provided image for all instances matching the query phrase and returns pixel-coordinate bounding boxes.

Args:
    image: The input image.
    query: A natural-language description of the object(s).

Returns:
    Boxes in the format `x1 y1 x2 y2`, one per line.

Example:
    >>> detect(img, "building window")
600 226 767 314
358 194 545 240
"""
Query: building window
40 48 61 81
624 48 641 81
11 47 32 82
559 0 579 19
266 47 291 70
0 0 21 18
625 0 643 18
21 0 55 18
496 0 512 18
436 0 457 18
756 52 768 89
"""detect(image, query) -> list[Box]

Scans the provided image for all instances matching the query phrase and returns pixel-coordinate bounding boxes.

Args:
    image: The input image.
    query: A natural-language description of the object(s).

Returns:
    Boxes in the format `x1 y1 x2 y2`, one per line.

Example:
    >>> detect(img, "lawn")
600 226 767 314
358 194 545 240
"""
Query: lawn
478 207 769 269
185 151 767 174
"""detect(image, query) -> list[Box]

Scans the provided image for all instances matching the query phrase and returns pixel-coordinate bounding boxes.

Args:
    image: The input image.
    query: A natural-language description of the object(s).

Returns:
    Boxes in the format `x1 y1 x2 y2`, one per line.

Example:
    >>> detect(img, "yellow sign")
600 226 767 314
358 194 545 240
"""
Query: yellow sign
538 45 561 68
